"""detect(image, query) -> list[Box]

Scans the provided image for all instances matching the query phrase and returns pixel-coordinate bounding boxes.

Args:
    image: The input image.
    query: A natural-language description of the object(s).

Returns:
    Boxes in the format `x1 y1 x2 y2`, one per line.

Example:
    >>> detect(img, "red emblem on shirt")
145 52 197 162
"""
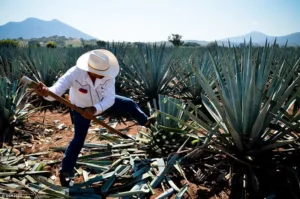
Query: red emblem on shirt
79 88 88 94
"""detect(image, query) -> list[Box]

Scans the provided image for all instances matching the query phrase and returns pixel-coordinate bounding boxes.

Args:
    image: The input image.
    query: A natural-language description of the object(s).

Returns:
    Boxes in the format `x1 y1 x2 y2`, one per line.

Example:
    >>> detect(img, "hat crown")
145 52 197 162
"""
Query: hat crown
88 51 110 71
76 49 119 78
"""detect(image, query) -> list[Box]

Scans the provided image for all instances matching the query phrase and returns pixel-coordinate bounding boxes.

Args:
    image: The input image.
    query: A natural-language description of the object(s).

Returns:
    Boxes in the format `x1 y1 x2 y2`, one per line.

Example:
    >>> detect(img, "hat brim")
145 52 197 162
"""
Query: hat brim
76 49 120 78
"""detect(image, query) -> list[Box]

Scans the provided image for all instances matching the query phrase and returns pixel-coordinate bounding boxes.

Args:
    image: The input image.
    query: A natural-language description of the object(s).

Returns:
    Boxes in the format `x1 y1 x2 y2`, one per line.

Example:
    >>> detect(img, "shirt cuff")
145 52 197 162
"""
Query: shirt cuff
93 104 103 115
43 87 56 101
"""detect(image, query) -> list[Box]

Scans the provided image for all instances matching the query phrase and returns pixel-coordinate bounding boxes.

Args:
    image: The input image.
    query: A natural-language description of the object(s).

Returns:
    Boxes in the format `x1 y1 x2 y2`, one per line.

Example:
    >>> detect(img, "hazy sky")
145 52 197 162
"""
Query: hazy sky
1 0 299 42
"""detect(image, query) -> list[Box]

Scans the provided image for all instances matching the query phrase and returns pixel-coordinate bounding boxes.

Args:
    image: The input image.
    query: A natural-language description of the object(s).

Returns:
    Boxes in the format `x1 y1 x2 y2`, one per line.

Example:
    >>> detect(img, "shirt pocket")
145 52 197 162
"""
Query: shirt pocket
73 81 93 106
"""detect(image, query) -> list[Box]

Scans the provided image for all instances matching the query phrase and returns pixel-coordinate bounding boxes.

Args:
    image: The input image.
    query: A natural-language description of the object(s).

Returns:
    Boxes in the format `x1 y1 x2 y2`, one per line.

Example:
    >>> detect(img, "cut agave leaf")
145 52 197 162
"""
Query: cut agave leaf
74 171 115 187
69 187 95 194
83 170 89 182
156 188 174 199
150 155 179 188
0 171 17 177
35 176 66 193
166 176 180 192
175 183 189 199
0 165 19 171
100 175 116 193
108 184 150 197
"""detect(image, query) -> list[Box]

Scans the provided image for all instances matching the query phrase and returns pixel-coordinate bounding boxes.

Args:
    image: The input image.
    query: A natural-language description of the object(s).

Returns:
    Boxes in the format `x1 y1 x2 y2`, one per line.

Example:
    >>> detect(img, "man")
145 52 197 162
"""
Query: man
35 49 154 186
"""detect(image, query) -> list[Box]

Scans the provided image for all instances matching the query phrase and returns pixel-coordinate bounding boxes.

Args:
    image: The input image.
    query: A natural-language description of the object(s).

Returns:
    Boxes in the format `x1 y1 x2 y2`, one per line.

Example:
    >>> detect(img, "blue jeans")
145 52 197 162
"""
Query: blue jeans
106 95 148 125
60 95 148 173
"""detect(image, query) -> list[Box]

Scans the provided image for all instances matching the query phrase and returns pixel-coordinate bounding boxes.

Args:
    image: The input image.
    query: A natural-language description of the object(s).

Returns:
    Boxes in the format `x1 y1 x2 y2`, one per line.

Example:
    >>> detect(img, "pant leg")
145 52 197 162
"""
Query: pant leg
106 95 149 125
60 110 91 173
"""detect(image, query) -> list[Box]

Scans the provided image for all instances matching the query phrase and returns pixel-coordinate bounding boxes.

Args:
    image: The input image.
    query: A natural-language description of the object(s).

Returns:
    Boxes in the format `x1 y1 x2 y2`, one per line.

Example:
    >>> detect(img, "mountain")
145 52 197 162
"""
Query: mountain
0 18 96 40
1 18 299 46
219 31 300 46
181 32 300 47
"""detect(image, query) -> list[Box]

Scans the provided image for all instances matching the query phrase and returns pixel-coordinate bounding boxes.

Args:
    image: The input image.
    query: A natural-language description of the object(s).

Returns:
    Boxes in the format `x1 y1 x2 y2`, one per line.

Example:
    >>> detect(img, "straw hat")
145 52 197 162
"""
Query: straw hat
76 49 119 78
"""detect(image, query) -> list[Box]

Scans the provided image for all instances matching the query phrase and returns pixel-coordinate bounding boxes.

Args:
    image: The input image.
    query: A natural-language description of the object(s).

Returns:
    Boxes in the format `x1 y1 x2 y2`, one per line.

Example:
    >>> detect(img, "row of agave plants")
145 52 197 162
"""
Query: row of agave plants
0 41 299 198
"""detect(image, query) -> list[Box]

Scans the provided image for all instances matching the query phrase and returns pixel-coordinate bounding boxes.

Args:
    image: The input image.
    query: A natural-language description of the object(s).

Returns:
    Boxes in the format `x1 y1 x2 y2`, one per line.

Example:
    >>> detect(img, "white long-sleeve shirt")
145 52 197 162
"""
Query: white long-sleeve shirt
44 66 115 115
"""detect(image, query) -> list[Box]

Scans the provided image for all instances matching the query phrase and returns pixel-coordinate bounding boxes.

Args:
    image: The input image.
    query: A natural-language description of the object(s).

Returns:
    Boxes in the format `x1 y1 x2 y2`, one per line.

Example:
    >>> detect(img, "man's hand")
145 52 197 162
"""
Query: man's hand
82 106 96 120
35 82 49 97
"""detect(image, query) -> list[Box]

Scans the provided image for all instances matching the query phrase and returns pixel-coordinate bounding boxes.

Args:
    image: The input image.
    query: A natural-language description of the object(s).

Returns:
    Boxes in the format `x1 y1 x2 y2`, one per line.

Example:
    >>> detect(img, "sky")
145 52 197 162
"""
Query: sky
0 0 300 42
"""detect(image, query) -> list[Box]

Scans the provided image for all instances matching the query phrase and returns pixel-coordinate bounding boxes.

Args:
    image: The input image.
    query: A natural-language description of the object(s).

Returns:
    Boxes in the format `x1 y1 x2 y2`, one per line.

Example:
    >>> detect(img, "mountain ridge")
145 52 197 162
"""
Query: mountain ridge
217 31 300 46
0 18 96 40
0 18 299 46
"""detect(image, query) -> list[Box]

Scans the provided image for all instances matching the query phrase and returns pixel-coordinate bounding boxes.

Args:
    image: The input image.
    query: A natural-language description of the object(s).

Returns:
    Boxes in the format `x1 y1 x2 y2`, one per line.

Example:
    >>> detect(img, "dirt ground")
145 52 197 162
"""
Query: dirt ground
19 110 228 199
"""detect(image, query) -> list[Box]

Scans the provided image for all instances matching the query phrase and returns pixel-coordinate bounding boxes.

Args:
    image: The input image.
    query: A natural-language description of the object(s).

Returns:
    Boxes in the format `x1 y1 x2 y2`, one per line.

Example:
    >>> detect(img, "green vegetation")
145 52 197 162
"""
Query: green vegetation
0 39 19 48
183 42 201 47
168 33 184 46
0 36 100 48
148 95 199 155
160 41 300 198
46 41 57 48
0 78 32 147
118 43 180 105
0 39 299 198
96 40 107 48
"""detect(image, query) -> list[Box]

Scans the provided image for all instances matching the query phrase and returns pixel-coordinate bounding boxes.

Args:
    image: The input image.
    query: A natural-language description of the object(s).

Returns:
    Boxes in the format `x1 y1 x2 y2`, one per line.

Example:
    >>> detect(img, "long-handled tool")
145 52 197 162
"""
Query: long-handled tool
20 76 134 140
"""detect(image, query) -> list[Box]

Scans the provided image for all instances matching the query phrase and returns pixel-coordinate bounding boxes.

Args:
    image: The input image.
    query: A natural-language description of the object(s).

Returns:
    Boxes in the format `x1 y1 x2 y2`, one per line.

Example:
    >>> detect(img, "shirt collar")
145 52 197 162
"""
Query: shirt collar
85 72 109 88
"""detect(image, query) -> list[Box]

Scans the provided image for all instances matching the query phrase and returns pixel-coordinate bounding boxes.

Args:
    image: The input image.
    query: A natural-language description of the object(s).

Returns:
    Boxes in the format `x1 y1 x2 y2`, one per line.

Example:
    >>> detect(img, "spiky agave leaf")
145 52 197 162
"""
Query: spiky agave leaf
194 40 300 151
18 47 70 112
105 42 130 96
117 43 179 105
171 49 214 104
0 78 27 146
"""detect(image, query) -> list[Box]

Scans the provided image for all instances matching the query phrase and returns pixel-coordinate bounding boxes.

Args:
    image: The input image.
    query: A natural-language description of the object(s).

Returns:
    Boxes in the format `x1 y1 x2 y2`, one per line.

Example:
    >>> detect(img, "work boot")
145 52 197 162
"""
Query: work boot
59 172 73 187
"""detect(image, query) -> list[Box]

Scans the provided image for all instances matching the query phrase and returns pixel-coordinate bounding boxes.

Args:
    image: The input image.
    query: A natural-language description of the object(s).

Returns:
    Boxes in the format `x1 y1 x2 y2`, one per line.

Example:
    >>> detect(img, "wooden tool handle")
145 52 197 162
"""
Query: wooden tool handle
20 76 133 140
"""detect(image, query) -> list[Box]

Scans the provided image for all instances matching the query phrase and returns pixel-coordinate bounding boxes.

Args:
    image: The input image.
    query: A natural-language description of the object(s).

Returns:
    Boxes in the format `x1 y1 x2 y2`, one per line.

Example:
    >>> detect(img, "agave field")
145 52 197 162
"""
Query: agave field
0 41 299 199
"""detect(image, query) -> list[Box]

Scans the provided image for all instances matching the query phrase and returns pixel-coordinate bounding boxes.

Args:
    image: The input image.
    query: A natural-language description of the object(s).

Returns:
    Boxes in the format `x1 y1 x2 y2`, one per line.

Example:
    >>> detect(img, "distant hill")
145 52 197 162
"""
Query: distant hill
0 18 299 46
0 18 96 40
181 32 300 47
218 31 300 46
184 40 209 46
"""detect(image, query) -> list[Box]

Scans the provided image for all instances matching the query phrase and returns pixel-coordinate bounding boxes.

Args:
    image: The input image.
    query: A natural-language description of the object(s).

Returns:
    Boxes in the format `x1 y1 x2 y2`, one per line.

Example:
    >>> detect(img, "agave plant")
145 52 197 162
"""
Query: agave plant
64 46 89 67
163 41 300 198
117 43 179 106
105 42 130 96
147 94 206 155
19 48 68 86
0 47 26 81
17 48 71 112
0 78 37 147
171 50 214 104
